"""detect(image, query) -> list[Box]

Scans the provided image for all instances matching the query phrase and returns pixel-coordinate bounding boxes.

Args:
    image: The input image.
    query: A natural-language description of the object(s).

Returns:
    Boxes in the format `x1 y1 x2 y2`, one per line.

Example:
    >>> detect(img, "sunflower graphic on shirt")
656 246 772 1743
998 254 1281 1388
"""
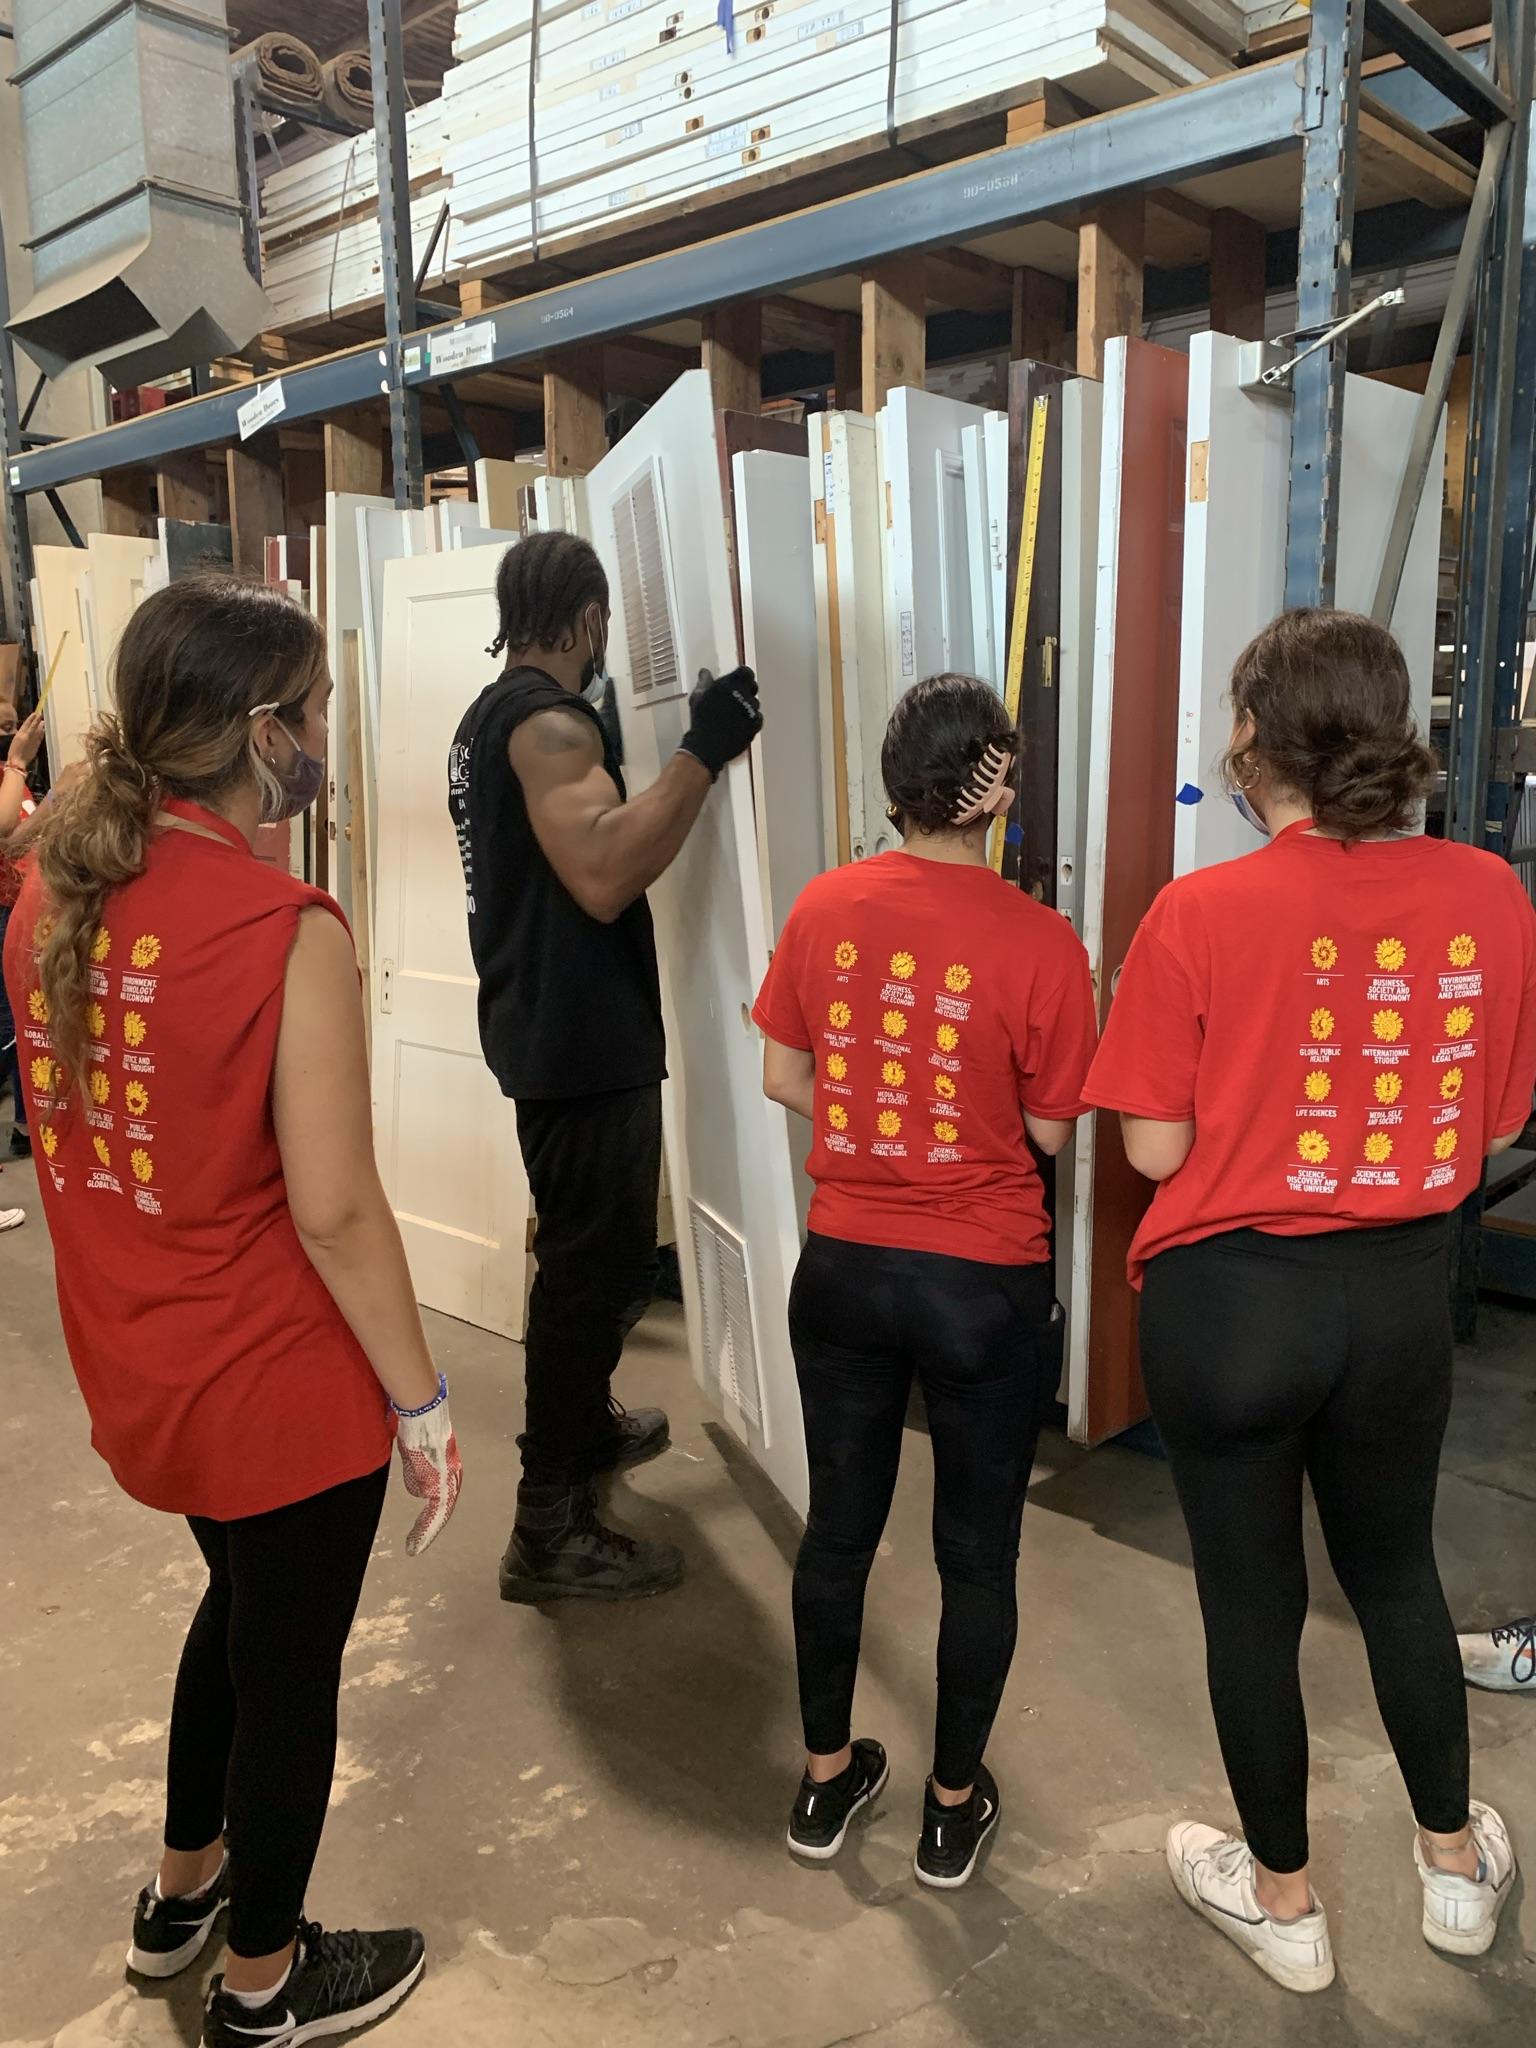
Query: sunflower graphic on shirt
1375 937 1407 972
833 940 859 970
935 1073 958 1101
1434 1129 1459 1163
1304 1070 1331 1104
825 1052 847 1082
1448 934 1477 967
933 1120 959 1145
877 1110 902 1138
1374 1072 1403 1106
1440 1068 1464 1102
39 1125 58 1160
27 987 48 1025
123 1012 148 1049
936 1023 960 1054
30 1056 53 1095
889 950 917 981
124 1080 150 1118
827 1103 849 1132
88 1070 111 1108
1364 1133 1394 1165
1309 1008 1335 1042
944 964 972 994
1297 1130 1331 1165
90 927 112 965
882 1059 906 1088
130 1148 154 1186
92 1135 111 1170
1372 1009 1405 1044
85 1001 107 1040
1445 1005 1475 1041
828 1000 852 1030
1310 936 1338 972
130 935 162 970
882 1009 908 1040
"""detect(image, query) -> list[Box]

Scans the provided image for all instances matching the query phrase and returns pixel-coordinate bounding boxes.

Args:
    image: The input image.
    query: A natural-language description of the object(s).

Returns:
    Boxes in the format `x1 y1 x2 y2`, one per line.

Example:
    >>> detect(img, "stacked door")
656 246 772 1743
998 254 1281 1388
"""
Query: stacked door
1176 333 1446 877
809 411 891 866
584 369 808 1517
373 543 530 1339
877 387 993 708
1068 337 1188 1446
81 534 157 717
325 491 393 924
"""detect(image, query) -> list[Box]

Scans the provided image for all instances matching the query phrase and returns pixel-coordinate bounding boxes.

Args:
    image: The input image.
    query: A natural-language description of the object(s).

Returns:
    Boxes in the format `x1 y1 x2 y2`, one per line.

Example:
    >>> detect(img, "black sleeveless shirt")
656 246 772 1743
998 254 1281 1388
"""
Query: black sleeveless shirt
449 667 666 1101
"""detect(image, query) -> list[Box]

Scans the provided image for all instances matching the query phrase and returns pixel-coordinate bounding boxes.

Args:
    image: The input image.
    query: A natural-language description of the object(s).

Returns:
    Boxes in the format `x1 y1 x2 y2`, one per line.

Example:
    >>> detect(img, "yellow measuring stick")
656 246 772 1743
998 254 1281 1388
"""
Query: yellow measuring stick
33 629 71 724
991 393 1050 874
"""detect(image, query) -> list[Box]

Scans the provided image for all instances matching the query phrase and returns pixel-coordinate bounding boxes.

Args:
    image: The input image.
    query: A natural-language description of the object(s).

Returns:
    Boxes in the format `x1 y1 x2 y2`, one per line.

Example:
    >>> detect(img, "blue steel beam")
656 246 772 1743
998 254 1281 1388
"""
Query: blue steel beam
9 58 1308 496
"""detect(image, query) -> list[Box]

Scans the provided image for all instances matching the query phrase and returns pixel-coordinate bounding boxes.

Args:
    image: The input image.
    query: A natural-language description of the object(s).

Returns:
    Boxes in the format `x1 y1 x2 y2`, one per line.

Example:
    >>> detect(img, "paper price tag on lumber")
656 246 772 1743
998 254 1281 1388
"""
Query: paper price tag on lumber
428 322 496 377
237 380 286 441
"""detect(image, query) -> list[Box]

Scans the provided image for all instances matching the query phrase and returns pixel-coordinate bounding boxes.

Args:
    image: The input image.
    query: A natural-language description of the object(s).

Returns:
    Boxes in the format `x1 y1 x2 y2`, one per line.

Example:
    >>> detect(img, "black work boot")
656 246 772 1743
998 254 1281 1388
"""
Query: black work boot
593 1401 670 1473
499 1482 684 1603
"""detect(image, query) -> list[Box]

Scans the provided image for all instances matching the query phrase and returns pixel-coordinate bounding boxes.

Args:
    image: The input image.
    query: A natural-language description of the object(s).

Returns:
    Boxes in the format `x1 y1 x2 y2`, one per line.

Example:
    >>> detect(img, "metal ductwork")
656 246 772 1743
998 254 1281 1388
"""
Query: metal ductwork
7 0 274 387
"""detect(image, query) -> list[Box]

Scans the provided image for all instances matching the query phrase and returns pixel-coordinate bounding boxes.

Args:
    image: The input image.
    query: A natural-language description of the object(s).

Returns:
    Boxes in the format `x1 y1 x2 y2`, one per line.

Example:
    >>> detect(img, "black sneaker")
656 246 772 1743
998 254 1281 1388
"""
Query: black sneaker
787 1738 889 1861
593 1402 671 1473
914 1764 1000 1890
202 1920 425 2047
8 1128 30 1159
499 1481 684 1603
127 1857 229 1978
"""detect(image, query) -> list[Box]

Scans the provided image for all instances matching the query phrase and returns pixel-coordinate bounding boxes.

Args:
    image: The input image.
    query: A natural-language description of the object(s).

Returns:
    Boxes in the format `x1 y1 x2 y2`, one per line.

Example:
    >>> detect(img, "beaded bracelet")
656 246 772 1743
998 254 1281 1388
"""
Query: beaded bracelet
391 1370 449 1419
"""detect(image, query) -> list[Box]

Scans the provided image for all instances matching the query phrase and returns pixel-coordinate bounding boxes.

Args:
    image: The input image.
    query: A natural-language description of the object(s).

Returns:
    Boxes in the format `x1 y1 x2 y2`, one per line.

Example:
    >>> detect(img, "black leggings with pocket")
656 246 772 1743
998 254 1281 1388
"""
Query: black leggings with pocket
1140 1217 1469 1875
789 1232 1055 1791
164 1464 389 1957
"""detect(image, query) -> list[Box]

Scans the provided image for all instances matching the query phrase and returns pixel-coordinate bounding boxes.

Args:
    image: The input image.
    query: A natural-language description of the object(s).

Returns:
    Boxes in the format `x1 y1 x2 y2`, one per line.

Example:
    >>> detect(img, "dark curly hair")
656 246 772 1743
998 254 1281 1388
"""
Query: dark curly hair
881 672 1016 836
490 530 609 661
1223 609 1436 843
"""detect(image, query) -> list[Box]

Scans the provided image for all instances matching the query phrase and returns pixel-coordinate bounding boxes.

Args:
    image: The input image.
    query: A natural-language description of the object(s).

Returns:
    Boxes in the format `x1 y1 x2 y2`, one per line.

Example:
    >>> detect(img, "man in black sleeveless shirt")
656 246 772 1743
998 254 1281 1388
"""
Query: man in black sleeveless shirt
450 531 762 1602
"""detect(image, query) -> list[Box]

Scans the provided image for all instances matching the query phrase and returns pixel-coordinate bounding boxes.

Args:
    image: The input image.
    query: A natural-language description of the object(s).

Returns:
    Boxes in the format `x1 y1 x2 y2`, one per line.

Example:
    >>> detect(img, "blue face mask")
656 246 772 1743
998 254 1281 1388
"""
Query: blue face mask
1231 789 1270 838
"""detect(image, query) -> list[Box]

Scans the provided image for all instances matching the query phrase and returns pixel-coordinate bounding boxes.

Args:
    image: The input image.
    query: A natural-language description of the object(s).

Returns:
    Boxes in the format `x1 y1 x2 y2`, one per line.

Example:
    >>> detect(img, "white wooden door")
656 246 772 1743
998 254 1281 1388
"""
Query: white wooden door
877 387 991 709
733 448 824 939
474 456 545 530
373 543 530 1339
809 411 892 867
1175 333 1445 877
357 506 435 887
325 492 392 923
82 534 157 716
586 369 808 1517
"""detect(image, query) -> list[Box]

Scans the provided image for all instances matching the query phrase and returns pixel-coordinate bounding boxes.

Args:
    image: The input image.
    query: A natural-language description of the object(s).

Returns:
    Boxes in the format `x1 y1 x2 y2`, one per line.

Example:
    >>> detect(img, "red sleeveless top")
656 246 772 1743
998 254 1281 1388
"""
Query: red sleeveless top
2 800 393 1518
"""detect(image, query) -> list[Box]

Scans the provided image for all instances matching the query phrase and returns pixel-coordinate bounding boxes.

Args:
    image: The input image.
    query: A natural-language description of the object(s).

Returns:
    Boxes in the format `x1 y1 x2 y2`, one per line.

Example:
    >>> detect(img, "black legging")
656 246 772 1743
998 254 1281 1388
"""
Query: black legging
165 1464 389 1957
789 1232 1054 1790
1140 1217 1469 1875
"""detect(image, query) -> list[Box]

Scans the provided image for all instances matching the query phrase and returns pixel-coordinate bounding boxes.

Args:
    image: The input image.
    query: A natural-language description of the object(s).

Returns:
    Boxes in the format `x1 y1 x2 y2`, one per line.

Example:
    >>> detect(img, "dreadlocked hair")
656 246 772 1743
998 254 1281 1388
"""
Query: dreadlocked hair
31 574 325 1102
489 531 609 661
882 672 1017 836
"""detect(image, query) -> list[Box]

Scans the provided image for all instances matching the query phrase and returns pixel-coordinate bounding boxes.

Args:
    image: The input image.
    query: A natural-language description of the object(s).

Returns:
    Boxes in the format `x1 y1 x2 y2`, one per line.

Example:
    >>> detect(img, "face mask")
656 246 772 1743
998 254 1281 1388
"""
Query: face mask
250 703 326 822
583 618 624 764
1231 788 1270 838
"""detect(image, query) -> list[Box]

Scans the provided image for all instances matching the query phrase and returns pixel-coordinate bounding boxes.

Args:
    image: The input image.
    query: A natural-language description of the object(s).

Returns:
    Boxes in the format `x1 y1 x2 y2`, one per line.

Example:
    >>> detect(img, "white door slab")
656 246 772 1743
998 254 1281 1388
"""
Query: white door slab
356 505 437 893
32 547 94 772
809 411 892 866
325 492 393 923
374 543 530 1339
82 534 157 717
474 456 545 530
586 369 808 1517
877 387 991 709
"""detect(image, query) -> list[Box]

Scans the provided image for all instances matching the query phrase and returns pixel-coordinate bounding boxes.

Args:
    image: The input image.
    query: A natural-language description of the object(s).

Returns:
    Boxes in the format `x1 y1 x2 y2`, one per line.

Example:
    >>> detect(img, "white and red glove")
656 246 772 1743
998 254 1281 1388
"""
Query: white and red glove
392 1374 463 1557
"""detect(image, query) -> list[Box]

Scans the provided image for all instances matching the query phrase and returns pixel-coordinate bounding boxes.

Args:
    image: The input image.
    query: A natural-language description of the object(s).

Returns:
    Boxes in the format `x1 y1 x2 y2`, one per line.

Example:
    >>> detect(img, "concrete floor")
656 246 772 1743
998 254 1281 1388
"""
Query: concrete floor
1 1142 1534 2048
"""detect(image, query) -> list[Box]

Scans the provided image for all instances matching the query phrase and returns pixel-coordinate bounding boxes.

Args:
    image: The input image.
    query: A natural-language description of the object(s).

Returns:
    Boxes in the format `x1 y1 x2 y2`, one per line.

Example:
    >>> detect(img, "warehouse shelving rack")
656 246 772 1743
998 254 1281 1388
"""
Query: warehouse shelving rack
1 0 1534 1312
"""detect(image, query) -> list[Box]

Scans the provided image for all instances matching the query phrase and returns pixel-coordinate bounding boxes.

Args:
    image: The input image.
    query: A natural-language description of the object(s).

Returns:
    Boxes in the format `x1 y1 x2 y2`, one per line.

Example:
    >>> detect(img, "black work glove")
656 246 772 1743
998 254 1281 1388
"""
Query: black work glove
678 665 763 779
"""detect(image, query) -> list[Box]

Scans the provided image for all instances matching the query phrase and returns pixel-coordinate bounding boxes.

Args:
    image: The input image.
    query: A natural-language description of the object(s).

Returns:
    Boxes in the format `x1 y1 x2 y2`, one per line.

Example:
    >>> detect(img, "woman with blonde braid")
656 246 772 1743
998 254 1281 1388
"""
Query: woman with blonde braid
4 575 461 2046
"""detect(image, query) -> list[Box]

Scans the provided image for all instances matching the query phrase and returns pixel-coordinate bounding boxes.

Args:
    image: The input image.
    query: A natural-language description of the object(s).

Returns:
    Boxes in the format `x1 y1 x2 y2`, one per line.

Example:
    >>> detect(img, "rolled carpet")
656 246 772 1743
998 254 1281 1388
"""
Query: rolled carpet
235 32 324 109
320 50 375 132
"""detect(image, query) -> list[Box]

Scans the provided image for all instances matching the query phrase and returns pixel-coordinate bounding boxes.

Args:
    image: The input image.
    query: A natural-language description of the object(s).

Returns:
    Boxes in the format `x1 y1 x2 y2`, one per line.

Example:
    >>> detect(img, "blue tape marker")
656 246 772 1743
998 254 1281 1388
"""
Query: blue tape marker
1005 822 1024 846
1175 782 1204 806
717 0 737 51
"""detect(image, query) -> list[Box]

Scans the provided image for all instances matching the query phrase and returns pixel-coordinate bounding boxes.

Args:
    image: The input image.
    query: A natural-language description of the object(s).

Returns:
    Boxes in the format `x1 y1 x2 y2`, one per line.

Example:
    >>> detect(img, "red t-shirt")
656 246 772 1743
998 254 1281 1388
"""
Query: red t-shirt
1084 823 1536 1280
2 799 394 1519
752 851 1097 1264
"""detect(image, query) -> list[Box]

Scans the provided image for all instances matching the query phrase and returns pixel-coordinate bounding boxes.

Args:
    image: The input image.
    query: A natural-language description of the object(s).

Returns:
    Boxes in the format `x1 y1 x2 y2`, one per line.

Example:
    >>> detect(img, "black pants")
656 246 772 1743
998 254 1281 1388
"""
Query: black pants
515 1084 662 1486
1140 1219 1469 1874
789 1232 1055 1790
165 1465 388 1957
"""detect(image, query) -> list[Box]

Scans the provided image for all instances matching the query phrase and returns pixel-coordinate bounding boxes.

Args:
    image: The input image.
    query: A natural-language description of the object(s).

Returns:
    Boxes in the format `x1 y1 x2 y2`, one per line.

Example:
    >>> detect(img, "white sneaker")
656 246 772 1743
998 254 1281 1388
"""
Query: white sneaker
1166 1823 1335 1993
0 1207 23 1232
1415 1800 1516 1956
1460 1619 1536 1692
